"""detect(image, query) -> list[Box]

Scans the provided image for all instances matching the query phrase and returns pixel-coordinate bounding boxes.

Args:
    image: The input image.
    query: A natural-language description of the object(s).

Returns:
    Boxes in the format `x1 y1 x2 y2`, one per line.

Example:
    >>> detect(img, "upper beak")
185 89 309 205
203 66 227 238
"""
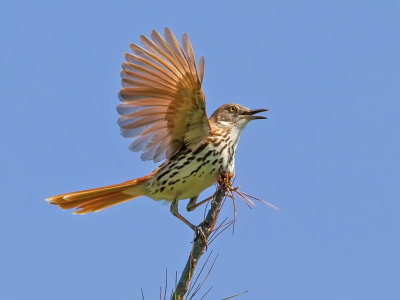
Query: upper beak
241 108 268 120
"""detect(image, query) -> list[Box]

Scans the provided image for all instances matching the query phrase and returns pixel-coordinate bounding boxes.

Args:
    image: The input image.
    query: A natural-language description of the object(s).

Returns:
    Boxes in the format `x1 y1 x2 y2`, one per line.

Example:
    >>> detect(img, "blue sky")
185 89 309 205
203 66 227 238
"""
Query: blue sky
1 1 399 299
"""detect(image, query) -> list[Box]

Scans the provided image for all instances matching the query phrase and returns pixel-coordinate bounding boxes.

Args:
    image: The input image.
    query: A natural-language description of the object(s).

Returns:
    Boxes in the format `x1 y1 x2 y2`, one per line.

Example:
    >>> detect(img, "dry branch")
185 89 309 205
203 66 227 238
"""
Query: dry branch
171 175 231 300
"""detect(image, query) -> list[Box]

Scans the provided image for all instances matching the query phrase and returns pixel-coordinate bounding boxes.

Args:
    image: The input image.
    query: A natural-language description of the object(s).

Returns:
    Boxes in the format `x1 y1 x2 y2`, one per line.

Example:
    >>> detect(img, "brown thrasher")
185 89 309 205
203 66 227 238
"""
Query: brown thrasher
47 28 267 231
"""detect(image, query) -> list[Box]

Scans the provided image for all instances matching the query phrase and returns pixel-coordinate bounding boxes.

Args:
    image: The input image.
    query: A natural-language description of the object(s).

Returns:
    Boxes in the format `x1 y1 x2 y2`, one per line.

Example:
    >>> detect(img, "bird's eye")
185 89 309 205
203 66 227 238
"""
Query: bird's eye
229 106 237 112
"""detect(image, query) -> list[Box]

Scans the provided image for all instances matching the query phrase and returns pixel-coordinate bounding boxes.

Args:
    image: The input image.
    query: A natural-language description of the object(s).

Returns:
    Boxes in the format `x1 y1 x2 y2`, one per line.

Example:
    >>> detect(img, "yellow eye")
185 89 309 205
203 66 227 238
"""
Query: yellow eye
229 106 237 112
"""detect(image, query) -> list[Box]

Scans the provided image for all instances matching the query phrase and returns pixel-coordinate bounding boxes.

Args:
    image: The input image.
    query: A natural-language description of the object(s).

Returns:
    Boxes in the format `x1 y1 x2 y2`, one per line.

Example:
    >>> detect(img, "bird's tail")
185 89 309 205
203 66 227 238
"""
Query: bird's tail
46 174 151 214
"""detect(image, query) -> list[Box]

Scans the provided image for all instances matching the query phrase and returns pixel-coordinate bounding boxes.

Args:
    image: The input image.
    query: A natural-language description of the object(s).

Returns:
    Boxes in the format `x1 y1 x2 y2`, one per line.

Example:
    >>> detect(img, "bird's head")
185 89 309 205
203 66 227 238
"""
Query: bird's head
209 103 268 131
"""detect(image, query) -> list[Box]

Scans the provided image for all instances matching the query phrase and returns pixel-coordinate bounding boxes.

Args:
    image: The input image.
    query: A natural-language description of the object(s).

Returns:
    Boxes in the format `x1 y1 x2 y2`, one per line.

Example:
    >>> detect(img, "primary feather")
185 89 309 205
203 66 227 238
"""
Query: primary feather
118 28 211 163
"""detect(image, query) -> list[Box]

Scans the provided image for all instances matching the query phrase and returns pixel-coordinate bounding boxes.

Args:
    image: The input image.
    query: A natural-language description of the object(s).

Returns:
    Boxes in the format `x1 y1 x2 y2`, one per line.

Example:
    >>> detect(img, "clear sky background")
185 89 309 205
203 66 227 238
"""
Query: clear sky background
1 1 399 299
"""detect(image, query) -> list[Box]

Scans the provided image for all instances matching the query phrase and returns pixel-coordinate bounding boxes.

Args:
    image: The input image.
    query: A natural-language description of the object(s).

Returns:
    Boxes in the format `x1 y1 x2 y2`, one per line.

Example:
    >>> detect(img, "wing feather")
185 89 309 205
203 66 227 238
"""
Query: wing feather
116 100 170 115
150 30 187 74
118 28 210 162
140 34 186 77
129 44 182 82
126 47 182 84
182 33 198 77
198 56 205 84
121 68 177 91
164 28 193 80
119 115 165 129
123 56 179 86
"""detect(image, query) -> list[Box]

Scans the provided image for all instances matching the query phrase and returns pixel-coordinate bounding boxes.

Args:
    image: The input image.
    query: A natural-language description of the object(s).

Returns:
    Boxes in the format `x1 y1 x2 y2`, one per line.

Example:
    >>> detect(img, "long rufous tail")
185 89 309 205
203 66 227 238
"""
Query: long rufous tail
46 175 151 214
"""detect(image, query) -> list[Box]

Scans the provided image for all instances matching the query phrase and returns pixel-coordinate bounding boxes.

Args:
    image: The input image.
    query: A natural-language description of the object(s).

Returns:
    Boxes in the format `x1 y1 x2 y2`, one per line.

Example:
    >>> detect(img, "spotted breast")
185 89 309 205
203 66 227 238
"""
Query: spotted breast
145 134 238 202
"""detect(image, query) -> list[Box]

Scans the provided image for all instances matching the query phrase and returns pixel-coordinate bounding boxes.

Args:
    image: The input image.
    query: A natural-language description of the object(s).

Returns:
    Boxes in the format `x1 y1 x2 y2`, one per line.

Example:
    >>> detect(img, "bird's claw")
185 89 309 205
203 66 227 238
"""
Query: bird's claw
193 226 208 247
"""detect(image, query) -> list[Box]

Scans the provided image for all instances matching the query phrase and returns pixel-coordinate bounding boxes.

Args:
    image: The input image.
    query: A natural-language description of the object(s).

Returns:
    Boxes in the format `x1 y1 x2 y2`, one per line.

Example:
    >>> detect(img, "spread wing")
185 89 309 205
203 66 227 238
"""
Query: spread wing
118 28 210 162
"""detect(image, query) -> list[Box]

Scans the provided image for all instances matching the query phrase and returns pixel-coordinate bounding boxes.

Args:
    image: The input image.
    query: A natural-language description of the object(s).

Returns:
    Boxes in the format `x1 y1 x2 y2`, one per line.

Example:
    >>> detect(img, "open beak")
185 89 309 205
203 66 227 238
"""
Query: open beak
241 108 268 120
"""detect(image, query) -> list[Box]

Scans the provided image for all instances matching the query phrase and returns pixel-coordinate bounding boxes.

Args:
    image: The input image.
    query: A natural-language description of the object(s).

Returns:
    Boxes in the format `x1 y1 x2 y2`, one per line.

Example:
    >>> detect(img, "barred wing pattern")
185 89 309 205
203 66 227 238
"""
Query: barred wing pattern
118 28 210 162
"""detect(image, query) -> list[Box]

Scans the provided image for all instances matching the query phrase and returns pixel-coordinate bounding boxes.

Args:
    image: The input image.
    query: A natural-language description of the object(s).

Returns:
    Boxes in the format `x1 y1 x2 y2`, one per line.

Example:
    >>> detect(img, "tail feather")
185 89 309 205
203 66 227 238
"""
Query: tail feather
47 175 151 214
59 181 135 201
73 192 134 214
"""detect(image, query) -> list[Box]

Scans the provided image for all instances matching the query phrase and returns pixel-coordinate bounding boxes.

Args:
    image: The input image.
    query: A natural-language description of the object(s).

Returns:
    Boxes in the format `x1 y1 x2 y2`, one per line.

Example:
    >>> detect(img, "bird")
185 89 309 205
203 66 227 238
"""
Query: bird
46 28 267 231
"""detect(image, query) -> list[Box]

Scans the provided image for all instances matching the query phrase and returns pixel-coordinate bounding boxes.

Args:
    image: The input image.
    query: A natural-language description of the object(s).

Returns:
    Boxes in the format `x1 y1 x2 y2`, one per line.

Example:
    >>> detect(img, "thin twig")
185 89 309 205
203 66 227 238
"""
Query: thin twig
208 219 235 245
164 268 168 300
200 286 213 300
208 217 231 243
220 290 249 300
190 254 218 299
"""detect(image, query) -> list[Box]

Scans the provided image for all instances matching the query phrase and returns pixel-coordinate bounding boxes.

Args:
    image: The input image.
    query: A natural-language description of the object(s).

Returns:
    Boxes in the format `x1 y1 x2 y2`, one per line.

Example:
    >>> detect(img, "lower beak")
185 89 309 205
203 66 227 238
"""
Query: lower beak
242 108 268 120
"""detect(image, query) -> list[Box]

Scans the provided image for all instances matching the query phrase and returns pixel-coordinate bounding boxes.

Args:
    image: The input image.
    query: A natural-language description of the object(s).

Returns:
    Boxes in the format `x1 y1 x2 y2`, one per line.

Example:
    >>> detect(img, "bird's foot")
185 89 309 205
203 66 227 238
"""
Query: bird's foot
193 225 208 247
217 172 240 197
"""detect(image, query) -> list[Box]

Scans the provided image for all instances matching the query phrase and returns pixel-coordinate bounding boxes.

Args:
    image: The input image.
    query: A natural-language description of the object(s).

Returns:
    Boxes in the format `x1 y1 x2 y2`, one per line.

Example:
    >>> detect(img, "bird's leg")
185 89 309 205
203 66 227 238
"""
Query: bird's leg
170 198 197 231
171 198 207 244
186 195 214 212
